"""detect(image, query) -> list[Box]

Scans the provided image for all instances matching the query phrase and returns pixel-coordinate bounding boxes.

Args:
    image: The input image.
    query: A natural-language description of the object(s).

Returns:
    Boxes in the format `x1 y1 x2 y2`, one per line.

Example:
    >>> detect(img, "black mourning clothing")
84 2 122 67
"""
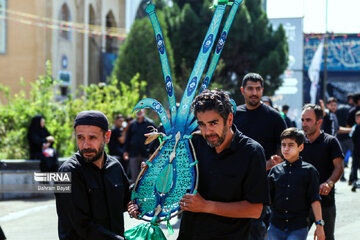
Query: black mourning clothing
322 110 339 137
233 103 287 160
300 132 344 207
352 124 360 156
177 126 269 240
336 104 351 141
27 115 51 160
108 127 124 157
268 158 321 230
347 106 360 127
55 152 130 240
124 117 155 157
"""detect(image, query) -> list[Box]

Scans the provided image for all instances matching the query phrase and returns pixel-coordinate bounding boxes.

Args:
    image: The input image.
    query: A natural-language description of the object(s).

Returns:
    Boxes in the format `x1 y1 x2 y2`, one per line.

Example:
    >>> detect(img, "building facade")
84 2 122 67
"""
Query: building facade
0 0 141 101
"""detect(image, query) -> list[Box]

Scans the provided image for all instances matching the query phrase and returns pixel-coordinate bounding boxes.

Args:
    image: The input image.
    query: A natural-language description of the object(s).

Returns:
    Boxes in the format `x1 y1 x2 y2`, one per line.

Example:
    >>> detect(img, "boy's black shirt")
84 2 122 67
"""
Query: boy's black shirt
268 158 321 230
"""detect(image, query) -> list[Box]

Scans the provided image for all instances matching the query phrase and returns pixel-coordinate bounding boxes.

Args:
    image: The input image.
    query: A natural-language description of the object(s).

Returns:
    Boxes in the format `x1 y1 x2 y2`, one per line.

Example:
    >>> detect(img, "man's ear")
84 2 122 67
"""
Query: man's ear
316 118 323 128
105 130 111 144
298 143 304 152
227 112 233 127
240 87 244 96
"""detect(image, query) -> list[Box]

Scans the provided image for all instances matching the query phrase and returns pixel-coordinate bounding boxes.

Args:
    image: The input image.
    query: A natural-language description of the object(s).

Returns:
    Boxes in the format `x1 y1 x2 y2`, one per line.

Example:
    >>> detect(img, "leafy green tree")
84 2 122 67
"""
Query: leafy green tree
221 0 288 102
0 62 145 159
113 10 176 104
167 0 288 103
166 3 202 89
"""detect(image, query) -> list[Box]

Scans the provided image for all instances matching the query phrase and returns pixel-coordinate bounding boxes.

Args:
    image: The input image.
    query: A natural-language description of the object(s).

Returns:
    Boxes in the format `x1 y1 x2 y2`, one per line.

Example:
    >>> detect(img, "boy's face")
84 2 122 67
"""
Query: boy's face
356 115 360 125
281 138 304 162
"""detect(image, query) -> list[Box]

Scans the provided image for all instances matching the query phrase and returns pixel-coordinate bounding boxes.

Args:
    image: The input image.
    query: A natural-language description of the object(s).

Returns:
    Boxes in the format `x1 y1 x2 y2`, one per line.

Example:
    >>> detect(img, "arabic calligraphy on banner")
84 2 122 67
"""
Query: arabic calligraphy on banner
304 35 360 71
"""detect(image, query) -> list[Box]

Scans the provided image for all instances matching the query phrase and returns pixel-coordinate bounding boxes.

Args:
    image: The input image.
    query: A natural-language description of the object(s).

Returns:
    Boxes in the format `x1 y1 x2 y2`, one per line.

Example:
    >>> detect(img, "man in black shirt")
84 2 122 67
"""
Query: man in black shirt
233 73 287 239
321 98 340 137
347 92 360 127
108 114 125 157
300 104 344 240
268 128 324 240
336 94 354 170
123 109 155 183
55 110 130 240
233 73 287 170
350 111 360 191
108 114 128 175
177 89 269 239
347 93 360 185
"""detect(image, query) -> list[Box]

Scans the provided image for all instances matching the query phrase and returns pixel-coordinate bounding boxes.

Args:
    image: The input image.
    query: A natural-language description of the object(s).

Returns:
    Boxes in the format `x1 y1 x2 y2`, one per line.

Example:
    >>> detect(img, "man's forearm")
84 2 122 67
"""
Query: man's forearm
205 200 263 219
338 126 352 134
329 157 344 183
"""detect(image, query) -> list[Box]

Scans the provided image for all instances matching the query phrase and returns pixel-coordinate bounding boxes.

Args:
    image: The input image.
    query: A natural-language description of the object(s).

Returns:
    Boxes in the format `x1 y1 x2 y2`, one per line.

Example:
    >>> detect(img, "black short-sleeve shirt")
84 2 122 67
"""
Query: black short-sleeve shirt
268 158 321 230
300 132 344 207
177 126 269 240
233 103 287 160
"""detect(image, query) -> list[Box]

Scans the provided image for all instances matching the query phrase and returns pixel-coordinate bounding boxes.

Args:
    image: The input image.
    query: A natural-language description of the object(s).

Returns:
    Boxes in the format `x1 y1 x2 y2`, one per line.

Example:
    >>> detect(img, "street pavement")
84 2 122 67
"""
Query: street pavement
0 167 359 240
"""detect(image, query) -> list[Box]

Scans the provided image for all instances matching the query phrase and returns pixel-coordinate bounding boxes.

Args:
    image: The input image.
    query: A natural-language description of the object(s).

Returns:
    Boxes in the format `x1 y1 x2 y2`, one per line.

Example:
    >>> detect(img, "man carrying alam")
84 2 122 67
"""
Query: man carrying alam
177 89 269 239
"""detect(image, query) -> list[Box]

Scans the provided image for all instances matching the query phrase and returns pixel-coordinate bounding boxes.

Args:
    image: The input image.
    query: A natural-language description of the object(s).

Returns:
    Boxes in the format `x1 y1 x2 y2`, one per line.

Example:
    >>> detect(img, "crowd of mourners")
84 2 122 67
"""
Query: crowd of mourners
14 73 359 240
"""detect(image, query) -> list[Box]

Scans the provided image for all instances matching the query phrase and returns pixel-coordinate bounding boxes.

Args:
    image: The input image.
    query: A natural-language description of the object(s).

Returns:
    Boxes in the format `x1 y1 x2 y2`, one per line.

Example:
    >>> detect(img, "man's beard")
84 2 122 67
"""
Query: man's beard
205 126 228 148
79 141 105 163
247 95 260 106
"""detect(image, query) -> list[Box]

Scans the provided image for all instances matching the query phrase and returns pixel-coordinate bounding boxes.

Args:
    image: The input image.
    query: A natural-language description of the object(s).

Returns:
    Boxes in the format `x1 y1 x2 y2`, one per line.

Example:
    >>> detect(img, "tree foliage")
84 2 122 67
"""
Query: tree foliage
0 62 145 159
113 4 176 105
166 0 288 103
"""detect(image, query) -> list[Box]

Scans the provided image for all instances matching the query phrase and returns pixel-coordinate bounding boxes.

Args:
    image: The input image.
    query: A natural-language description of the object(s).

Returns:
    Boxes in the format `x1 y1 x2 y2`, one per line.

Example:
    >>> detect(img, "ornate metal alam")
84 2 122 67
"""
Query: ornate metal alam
125 0 243 239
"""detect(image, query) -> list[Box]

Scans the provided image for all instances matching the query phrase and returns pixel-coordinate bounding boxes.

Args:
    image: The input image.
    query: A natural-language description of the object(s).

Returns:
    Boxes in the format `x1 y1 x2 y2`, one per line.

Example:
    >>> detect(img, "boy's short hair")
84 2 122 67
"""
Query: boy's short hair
280 127 305 146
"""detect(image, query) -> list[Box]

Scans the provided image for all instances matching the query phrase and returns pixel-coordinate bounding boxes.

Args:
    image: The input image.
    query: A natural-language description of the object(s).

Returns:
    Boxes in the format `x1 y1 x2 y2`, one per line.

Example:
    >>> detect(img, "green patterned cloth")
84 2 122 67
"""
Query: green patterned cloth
124 223 167 240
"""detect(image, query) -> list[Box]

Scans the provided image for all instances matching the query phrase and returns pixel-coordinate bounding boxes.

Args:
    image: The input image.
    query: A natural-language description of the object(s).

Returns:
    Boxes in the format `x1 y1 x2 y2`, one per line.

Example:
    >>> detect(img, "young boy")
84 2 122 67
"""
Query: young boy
350 111 360 192
268 128 325 240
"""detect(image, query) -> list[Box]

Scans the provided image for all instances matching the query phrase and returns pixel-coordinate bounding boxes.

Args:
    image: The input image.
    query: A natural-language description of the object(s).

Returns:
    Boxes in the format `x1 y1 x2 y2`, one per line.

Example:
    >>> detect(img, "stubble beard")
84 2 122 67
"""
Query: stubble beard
79 141 105 163
247 96 261 107
205 125 228 148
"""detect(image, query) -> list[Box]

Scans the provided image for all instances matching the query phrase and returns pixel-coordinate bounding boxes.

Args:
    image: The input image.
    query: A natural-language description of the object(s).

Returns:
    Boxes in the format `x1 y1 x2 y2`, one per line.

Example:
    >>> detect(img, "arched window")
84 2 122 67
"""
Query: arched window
89 4 95 25
60 3 71 41
105 11 117 53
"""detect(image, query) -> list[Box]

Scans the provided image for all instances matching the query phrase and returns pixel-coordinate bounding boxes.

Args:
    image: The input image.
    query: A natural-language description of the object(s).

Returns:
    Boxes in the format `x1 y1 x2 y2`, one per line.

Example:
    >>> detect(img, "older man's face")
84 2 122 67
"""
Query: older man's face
301 109 321 137
75 125 110 163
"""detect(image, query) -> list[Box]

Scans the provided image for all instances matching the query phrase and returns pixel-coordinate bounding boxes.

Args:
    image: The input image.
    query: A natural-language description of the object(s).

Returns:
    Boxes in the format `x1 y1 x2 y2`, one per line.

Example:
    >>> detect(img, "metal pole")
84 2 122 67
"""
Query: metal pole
323 0 328 100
